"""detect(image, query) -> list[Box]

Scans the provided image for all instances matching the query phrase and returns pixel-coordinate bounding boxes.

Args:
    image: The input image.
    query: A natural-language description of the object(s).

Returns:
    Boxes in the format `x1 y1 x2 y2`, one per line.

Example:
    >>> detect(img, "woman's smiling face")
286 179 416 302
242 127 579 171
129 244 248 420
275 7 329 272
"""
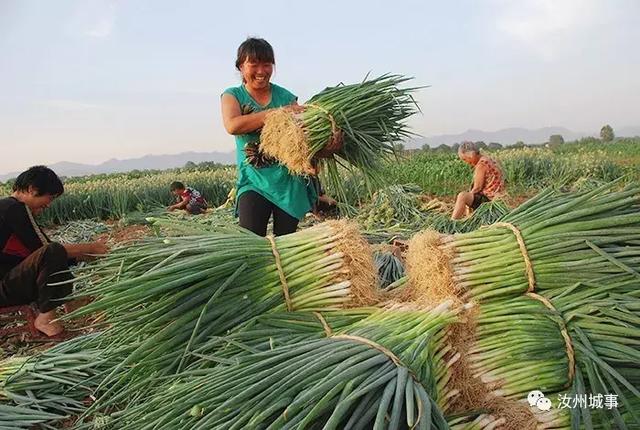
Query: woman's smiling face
240 59 273 91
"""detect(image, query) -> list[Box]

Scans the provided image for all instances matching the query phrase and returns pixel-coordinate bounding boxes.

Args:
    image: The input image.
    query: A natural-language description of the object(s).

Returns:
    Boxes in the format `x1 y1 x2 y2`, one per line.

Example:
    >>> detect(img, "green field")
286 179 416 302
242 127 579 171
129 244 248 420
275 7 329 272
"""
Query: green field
1 138 638 225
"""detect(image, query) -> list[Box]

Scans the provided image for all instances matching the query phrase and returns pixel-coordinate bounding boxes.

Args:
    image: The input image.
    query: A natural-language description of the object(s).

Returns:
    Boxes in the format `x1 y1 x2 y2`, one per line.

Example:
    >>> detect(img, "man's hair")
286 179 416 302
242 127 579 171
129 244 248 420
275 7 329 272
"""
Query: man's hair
170 181 185 191
12 166 64 196
458 141 480 156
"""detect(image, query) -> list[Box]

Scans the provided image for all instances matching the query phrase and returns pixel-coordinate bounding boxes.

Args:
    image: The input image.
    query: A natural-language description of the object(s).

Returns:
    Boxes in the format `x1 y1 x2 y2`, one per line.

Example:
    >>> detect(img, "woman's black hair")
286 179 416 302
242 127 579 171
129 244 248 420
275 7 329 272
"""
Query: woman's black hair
12 165 64 196
235 37 275 70
170 181 185 191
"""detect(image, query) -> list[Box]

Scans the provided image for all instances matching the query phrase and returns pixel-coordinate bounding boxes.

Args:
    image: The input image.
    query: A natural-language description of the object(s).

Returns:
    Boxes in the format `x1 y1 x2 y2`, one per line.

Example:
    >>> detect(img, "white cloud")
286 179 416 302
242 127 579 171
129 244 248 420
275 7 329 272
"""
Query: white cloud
494 0 602 60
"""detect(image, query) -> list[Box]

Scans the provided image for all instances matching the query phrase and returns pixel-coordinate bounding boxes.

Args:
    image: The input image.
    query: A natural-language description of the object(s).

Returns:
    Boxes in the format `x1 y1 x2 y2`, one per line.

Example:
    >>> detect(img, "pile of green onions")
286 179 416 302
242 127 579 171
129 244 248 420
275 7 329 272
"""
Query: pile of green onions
59 221 375 410
465 281 640 428
0 334 127 418
361 199 510 244
0 404 64 429
91 304 459 430
401 181 640 428
358 184 426 230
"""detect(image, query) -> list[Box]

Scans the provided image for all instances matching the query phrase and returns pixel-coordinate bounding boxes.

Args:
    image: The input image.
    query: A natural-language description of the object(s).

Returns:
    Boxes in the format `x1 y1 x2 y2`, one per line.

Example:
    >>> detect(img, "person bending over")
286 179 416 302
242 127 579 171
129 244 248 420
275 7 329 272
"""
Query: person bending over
168 181 208 215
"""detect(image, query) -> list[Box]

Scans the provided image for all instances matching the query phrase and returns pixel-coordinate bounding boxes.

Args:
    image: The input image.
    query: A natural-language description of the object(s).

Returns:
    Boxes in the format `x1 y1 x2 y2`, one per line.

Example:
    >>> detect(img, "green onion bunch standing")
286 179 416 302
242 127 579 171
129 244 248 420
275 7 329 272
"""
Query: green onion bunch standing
260 74 421 202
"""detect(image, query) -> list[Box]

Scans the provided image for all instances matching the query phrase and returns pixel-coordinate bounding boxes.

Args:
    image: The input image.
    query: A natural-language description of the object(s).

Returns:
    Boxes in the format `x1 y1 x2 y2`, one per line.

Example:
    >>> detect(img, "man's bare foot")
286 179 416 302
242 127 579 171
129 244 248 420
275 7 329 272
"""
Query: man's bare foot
34 310 65 337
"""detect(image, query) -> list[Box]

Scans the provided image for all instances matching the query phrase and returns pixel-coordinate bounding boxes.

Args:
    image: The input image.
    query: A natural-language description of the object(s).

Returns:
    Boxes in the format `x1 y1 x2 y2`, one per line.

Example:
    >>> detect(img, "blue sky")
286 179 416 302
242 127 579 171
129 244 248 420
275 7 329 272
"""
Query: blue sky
1 0 639 174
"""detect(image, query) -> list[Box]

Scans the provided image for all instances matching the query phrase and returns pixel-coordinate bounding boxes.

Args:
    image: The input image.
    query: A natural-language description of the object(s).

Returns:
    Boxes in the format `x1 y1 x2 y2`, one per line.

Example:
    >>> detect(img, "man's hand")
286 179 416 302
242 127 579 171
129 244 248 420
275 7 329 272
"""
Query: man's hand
167 205 176 212
88 241 109 256
63 241 110 260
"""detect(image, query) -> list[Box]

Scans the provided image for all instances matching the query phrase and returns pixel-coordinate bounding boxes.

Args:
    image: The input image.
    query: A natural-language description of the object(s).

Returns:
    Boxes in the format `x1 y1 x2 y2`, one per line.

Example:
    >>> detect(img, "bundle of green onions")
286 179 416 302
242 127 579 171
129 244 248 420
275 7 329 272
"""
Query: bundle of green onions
92 304 459 430
185 309 376 369
462 282 640 429
406 182 640 304
61 221 376 409
0 314 375 428
260 74 421 201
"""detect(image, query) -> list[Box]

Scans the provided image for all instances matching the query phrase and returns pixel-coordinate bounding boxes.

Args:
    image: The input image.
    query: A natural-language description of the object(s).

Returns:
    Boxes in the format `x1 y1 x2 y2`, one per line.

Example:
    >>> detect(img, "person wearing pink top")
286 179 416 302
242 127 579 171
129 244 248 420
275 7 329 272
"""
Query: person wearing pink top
452 141 505 219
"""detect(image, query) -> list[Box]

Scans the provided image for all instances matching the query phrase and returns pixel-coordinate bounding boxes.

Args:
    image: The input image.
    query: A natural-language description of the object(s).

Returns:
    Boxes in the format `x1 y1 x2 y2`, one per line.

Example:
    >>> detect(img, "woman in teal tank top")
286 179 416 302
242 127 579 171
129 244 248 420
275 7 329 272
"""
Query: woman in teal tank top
221 38 317 237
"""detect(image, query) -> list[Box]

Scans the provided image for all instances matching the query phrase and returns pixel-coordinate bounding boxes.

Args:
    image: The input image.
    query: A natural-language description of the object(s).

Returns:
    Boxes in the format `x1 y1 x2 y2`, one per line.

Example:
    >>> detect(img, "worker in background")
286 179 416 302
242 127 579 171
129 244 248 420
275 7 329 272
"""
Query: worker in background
168 181 208 215
451 141 505 219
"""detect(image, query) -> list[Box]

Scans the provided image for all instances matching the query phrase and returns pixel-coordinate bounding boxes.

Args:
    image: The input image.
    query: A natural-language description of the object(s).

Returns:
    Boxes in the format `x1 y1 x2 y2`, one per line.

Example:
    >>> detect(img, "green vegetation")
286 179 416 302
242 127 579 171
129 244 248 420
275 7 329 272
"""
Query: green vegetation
1 138 638 226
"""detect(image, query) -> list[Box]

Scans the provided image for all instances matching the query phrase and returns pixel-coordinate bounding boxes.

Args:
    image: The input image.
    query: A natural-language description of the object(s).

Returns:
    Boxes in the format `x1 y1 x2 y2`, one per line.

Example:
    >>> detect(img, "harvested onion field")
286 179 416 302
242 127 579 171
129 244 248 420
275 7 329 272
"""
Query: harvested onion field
1 139 640 429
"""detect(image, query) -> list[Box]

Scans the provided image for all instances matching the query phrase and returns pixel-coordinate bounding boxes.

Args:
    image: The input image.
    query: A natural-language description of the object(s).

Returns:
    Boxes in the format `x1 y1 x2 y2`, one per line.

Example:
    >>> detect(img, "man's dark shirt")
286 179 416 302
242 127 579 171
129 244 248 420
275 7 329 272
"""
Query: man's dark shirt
0 197 49 277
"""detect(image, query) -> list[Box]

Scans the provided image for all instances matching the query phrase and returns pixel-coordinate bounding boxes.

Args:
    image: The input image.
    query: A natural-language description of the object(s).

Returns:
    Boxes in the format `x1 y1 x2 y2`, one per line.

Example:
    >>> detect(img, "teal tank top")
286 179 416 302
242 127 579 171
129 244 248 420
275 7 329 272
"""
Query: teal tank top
222 83 317 220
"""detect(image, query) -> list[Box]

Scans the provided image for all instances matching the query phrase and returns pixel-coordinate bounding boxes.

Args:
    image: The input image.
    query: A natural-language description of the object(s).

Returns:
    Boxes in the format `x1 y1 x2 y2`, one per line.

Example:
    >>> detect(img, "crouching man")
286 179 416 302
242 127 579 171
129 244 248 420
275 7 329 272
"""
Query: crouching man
0 166 108 336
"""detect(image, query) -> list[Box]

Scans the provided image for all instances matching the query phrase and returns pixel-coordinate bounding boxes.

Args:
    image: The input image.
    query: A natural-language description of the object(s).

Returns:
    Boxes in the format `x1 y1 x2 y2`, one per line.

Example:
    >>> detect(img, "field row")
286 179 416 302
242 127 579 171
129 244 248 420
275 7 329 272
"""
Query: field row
1 141 637 225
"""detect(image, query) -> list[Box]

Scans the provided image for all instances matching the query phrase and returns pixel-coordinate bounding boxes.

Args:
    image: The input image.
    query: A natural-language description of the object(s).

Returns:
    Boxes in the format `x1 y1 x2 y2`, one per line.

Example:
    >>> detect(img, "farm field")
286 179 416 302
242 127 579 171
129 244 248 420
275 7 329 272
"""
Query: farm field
1 139 637 225
1 138 639 429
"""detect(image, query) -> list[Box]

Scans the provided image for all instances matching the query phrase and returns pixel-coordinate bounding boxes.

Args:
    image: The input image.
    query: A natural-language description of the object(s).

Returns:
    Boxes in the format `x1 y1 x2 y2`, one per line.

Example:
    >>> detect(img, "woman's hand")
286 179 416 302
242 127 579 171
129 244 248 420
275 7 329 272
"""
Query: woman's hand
285 104 305 114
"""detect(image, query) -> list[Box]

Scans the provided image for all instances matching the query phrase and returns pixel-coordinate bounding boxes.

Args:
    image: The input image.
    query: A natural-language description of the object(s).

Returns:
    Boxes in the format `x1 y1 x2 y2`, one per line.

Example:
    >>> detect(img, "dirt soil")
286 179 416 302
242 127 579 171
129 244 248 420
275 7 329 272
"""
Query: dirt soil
97 222 152 245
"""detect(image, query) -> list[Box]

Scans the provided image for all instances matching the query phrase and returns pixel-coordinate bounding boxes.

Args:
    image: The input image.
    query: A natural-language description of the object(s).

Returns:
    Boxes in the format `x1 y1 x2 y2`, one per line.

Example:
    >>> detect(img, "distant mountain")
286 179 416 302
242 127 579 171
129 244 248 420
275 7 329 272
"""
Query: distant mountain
0 150 235 182
3 125 638 182
407 127 593 149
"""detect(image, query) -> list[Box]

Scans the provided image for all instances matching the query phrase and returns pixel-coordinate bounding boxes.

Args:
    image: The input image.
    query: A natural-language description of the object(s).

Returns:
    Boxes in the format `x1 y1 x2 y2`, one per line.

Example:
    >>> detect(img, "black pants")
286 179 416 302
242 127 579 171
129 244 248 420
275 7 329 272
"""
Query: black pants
186 202 207 215
471 193 489 209
0 243 73 313
238 191 299 237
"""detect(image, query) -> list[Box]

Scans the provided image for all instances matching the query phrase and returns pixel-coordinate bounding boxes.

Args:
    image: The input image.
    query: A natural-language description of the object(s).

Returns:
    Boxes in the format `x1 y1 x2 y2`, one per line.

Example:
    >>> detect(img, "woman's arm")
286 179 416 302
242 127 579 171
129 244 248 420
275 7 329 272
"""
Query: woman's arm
221 95 303 135
221 93 270 135
470 162 487 194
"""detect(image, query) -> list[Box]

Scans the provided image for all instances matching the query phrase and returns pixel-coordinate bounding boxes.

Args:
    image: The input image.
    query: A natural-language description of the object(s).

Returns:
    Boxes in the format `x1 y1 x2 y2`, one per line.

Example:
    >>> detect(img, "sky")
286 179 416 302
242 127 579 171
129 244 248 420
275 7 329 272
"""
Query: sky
0 0 639 174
